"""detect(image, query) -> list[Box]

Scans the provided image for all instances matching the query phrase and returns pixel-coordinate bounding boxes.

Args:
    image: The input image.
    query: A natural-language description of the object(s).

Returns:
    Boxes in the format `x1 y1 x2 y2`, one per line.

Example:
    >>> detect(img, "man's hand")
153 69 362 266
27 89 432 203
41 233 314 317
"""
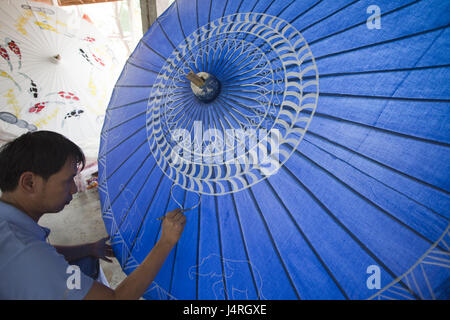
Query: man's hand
89 237 114 263
84 209 187 300
159 208 187 247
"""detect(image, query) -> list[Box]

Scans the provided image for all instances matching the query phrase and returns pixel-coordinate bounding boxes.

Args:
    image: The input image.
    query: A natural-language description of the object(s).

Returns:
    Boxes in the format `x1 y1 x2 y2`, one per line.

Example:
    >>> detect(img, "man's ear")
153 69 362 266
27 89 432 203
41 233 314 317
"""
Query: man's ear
18 171 38 194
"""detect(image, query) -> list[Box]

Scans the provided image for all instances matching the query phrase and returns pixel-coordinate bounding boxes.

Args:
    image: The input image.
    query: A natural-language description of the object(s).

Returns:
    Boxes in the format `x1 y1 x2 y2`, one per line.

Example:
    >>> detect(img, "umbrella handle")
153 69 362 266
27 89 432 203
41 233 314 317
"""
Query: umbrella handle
186 71 205 87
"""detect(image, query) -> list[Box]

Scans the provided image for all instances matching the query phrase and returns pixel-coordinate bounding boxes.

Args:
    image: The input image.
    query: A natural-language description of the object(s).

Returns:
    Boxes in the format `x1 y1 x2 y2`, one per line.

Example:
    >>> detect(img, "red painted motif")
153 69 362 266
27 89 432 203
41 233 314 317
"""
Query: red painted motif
7 40 21 59
0 46 10 61
92 53 105 66
57 91 80 101
29 102 46 113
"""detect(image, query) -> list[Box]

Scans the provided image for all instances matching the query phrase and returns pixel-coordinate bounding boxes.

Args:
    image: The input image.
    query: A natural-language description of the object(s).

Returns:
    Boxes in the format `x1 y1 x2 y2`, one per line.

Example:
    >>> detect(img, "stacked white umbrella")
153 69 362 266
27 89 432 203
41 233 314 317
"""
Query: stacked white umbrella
0 1 119 159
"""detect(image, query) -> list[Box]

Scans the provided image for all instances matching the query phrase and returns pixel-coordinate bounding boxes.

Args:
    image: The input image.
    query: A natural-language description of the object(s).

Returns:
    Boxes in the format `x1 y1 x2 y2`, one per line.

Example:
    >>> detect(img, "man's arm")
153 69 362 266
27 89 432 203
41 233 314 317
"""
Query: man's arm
83 208 186 300
53 243 91 262
53 237 113 262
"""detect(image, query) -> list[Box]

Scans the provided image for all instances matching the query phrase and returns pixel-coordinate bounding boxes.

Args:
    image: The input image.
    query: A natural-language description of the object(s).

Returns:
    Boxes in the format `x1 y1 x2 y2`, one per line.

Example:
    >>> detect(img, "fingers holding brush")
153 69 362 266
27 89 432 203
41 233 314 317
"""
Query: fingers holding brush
159 208 186 246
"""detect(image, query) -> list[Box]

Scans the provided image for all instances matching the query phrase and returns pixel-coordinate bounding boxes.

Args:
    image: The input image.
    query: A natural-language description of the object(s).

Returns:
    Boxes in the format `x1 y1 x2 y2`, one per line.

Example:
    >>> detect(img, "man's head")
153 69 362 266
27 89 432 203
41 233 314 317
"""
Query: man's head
0 131 85 217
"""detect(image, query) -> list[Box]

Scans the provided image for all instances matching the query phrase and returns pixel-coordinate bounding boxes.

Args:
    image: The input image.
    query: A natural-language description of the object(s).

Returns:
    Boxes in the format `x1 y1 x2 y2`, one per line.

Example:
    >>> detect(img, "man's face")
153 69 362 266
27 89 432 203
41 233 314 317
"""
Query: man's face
37 157 78 213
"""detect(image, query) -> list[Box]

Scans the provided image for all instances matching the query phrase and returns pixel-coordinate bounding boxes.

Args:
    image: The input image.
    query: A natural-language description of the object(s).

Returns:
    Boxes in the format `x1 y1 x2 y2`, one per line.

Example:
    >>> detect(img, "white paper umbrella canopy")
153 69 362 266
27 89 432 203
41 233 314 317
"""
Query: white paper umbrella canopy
0 1 119 159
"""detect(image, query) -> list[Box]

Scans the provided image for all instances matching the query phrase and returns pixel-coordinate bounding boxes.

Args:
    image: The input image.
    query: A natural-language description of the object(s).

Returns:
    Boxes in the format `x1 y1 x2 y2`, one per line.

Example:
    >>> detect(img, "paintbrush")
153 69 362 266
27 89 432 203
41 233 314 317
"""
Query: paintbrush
156 207 192 220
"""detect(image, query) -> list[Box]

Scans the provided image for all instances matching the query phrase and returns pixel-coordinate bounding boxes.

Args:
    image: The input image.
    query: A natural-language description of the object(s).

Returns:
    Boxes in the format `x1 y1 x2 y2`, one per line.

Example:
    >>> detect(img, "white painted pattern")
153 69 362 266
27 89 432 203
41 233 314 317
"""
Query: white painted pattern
146 13 319 195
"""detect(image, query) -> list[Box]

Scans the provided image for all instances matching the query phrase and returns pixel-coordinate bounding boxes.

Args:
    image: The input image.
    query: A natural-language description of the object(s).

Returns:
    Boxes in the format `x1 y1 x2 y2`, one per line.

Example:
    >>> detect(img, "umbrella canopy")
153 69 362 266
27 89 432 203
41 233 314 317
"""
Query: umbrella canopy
99 0 450 300
0 1 119 159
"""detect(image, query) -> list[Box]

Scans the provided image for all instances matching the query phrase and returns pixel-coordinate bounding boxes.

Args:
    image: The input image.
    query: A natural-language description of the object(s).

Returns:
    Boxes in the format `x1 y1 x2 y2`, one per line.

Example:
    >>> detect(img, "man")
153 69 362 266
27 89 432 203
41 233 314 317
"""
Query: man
0 131 186 299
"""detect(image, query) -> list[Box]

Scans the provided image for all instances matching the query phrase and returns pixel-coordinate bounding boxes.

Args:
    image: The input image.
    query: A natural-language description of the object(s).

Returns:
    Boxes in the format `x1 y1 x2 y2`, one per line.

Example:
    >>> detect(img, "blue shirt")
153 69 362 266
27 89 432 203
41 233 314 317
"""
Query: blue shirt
0 200 93 299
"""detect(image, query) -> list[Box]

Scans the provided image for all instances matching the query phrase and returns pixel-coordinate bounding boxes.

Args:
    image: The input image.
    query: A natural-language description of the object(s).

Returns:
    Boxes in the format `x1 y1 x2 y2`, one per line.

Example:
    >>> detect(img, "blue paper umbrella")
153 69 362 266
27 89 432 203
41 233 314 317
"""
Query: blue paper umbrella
98 0 450 300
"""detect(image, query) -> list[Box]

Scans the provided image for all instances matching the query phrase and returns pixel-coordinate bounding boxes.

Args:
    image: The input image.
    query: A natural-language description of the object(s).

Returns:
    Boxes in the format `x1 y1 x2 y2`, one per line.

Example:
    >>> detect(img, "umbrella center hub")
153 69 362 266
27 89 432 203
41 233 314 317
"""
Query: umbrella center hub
189 72 221 103
50 54 62 64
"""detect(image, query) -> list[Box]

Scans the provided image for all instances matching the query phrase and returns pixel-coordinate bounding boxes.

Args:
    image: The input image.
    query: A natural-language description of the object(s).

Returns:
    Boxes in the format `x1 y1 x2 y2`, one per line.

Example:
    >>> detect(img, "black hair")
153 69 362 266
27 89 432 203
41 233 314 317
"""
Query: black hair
0 131 85 192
